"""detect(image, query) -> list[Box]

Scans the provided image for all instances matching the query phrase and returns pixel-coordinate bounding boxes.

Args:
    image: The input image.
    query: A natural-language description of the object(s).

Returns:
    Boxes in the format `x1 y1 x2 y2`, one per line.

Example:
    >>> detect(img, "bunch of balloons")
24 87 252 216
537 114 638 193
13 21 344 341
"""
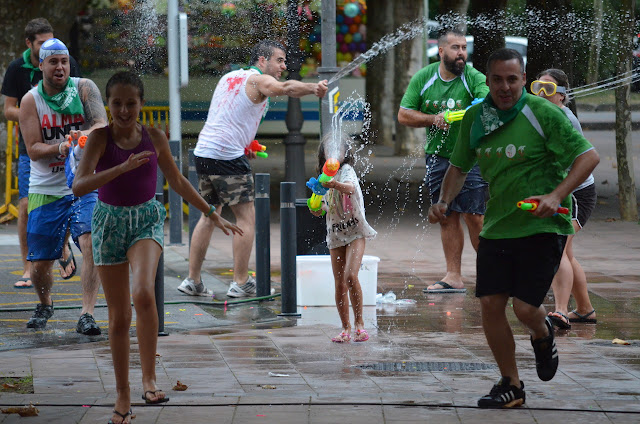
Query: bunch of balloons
222 2 236 18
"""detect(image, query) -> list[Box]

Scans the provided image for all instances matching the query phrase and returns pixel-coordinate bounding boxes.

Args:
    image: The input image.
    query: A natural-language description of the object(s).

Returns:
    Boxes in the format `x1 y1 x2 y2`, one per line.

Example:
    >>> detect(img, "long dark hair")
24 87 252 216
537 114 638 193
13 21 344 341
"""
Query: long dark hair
316 132 354 174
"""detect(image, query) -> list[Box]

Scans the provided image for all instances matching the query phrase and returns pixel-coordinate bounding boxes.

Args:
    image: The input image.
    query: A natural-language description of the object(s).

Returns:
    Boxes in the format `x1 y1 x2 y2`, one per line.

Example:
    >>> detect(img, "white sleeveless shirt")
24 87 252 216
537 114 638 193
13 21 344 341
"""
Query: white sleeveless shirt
28 77 89 195
194 68 269 160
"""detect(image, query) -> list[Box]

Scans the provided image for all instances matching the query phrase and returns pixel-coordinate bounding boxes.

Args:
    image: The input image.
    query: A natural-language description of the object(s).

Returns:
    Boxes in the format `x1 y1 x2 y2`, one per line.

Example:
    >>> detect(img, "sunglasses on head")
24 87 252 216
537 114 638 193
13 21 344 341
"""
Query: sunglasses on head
531 80 566 97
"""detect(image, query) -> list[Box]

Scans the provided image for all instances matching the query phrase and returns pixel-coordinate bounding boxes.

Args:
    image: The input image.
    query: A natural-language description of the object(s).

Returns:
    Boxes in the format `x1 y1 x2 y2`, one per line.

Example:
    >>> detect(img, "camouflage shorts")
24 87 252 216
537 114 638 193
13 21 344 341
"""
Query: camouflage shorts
198 174 254 206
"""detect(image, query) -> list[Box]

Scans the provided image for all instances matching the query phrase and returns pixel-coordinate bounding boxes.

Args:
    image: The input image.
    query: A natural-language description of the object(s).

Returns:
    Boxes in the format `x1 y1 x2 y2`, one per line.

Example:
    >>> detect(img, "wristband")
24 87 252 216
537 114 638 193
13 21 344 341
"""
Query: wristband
205 204 216 217
58 142 65 156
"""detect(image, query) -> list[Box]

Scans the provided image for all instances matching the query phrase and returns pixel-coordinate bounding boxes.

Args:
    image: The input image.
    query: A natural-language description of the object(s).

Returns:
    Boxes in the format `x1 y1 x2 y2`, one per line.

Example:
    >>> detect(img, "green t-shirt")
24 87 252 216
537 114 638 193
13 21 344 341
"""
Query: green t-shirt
399 62 489 158
450 93 594 239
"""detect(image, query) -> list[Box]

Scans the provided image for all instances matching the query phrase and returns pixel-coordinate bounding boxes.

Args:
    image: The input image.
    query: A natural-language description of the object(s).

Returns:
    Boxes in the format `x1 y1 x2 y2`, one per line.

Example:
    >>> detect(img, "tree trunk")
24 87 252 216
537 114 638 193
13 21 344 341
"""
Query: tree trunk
525 0 574 90
469 0 507 76
614 0 638 221
366 0 394 147
393 0 424 155
586 0 604 85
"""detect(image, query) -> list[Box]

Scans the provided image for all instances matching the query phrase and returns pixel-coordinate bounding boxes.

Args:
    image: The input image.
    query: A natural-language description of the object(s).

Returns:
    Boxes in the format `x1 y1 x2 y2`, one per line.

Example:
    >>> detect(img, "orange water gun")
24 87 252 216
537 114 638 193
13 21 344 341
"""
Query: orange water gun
306 158 340 215
517 199 569 215
245 140 268 158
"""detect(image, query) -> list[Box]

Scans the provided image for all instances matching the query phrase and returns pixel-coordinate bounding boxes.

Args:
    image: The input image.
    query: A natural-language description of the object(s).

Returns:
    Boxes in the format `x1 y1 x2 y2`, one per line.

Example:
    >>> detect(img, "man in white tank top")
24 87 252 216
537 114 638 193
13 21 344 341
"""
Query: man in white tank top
19 38 108 334
178 40 328 298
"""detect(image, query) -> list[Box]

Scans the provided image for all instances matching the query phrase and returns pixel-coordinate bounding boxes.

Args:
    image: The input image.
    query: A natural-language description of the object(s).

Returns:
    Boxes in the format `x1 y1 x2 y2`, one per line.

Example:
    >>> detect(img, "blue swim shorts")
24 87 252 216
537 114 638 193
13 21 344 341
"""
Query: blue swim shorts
425 154 488 215
18 154 30 199
27 191 97 261
91 199 166 266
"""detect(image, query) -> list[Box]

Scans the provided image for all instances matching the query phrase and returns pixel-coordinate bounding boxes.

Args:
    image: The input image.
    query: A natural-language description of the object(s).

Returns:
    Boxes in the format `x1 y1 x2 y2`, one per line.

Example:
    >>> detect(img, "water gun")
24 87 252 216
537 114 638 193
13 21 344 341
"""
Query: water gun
306 158 340 215
65 133 87 188
443 97 485 124
245 140 268 158
517 199 569 215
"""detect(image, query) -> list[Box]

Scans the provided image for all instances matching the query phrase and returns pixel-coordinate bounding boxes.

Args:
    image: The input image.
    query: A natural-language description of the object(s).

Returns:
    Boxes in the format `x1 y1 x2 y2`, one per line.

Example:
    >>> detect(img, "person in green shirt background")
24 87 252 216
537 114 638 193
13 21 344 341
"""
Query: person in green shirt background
398 29 489 294
428 48 599 409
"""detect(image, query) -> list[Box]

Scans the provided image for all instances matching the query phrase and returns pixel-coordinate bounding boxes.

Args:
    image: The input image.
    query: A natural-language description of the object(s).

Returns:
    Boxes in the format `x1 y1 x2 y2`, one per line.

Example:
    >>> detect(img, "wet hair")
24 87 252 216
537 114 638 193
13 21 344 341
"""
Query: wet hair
250 40 286 65
437 28 466 48
486 48 525 75
537 68 570 105
25 18 53 43
316 132 354 174
106 71 145 101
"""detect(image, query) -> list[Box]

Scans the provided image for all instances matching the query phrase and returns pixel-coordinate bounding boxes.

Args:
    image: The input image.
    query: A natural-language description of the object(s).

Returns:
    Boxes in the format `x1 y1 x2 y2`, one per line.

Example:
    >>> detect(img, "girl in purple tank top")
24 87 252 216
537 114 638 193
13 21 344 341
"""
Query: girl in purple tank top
72 71 243 424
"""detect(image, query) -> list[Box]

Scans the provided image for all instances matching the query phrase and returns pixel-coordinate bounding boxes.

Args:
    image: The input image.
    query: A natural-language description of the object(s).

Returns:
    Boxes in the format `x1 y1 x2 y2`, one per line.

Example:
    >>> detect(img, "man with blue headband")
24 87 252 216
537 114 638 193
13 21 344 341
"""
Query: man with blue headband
1 18 82 289
18 37 108 335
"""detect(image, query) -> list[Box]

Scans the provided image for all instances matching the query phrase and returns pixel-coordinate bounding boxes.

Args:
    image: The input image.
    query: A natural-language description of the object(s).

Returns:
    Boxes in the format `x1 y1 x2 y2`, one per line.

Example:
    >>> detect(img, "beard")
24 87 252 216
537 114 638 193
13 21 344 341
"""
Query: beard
443 55 466 76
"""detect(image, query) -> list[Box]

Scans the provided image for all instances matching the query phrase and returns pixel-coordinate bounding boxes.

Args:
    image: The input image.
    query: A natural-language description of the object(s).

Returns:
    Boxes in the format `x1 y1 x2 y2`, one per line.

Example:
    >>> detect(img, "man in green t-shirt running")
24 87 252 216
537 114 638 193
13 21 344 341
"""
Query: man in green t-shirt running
398 29 489 294
428 49 599 409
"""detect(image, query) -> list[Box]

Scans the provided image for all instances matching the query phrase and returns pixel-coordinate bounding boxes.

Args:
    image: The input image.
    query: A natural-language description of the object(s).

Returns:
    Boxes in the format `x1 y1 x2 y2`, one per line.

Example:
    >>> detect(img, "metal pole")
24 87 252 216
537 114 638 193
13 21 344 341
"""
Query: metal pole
318 0 339 138
155 169 167 336
255 174 271 297
188 149 199 249
167 0 183 244
284 0 307 199
279 182 300 317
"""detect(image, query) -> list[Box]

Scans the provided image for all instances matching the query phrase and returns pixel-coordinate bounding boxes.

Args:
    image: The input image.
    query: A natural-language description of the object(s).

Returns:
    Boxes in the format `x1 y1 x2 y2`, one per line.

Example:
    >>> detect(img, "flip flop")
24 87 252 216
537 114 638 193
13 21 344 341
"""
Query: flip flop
108 409 132 424
331 332 351 343
58 242 76 280
14 277 32 289
568 309 597 324
423 281 467 293
548 311 572 329
354 329 369 342
142 390 169 404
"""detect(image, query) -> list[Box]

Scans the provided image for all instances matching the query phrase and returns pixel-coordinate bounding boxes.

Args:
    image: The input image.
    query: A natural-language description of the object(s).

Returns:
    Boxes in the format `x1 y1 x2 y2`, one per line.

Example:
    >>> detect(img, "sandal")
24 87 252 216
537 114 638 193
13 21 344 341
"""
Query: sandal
108 409 132 424
142 389 170 404
568 309 597 324
548 311 571 329
354 329 369 342
331 332 351 343
58 242 76 280
14 277 32 289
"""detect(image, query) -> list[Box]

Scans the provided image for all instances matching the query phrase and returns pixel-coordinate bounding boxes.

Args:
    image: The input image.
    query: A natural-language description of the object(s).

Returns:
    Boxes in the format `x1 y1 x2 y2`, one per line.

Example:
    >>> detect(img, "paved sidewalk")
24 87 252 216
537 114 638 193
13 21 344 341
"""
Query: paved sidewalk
1 128 639 423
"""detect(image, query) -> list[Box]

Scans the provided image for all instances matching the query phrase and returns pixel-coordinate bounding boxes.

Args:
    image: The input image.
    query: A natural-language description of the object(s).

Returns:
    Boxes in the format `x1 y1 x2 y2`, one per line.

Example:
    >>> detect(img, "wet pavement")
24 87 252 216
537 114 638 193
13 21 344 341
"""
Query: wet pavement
0 129 639 422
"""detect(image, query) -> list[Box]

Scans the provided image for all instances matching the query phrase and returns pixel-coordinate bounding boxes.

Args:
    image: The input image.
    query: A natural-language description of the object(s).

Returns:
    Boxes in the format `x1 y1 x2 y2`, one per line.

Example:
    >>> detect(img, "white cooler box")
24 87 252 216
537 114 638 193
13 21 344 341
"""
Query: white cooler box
296 255 380 306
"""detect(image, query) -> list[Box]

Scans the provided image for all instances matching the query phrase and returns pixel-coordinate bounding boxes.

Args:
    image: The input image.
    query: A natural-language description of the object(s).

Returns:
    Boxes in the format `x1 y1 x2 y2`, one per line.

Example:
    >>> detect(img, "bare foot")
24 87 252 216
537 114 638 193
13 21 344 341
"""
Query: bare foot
112 387 131 424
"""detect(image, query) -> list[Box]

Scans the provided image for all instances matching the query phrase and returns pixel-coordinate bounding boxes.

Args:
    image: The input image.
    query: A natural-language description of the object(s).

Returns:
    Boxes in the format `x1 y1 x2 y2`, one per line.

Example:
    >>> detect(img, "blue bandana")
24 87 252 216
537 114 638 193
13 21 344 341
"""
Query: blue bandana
39 38 69 62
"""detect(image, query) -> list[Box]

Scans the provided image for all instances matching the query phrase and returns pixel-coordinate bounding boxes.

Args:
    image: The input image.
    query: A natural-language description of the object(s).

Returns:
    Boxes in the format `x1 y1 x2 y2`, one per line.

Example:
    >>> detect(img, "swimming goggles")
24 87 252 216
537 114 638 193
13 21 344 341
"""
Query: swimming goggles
531 80 566 96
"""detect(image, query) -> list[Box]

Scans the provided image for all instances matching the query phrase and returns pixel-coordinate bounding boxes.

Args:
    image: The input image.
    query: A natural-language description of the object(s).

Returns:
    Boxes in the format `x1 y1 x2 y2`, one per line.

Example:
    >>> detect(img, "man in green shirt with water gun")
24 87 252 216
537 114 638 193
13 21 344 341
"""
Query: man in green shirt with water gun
428 48 599 409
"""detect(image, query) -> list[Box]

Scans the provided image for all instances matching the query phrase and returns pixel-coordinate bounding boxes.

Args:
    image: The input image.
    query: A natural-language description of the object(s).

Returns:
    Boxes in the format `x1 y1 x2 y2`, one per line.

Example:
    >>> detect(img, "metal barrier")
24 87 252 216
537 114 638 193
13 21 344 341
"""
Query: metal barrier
0 121 20 222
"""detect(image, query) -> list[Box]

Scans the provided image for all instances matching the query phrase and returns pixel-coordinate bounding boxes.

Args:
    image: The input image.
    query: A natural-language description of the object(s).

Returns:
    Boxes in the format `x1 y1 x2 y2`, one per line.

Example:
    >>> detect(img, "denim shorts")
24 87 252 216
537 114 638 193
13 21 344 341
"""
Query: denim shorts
27 191 97 261
425 154 488 215
91 198 166 265
18 154 30 199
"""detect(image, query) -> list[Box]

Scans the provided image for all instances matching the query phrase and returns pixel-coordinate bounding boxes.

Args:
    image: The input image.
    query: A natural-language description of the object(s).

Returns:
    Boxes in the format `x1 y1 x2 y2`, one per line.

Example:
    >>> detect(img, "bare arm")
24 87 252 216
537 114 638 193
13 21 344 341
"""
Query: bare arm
398 107 448 130
78 78 108 134
529 149 600 218
248 75 328 102
3 96 19 122
321 179 355 195
19 93 66 160
427 164 468 223
149 127 243 236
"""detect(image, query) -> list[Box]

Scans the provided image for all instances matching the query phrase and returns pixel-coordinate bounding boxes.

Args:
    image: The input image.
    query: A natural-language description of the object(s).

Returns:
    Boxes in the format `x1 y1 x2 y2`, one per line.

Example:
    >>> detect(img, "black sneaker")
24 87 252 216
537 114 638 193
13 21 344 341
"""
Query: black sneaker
76 313 101 335
531 316 559 381
26 303 54 329
477 377 525 409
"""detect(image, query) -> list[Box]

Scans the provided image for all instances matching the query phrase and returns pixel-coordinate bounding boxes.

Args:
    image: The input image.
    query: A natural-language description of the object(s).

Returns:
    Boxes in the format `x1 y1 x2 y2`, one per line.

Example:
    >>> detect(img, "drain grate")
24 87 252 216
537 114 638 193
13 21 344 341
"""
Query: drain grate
357 361 496 372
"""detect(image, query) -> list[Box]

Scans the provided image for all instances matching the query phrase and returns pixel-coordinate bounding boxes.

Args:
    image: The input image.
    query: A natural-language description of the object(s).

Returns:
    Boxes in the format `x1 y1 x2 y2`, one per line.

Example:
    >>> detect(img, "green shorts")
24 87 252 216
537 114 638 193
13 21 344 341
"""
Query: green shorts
91 199 166 265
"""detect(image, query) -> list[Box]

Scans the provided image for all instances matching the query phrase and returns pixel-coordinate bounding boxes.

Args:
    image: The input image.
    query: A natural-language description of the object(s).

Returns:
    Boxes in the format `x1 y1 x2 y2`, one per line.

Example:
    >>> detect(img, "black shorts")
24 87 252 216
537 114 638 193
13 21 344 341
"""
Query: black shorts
571 183 596 229
476 233 567 307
